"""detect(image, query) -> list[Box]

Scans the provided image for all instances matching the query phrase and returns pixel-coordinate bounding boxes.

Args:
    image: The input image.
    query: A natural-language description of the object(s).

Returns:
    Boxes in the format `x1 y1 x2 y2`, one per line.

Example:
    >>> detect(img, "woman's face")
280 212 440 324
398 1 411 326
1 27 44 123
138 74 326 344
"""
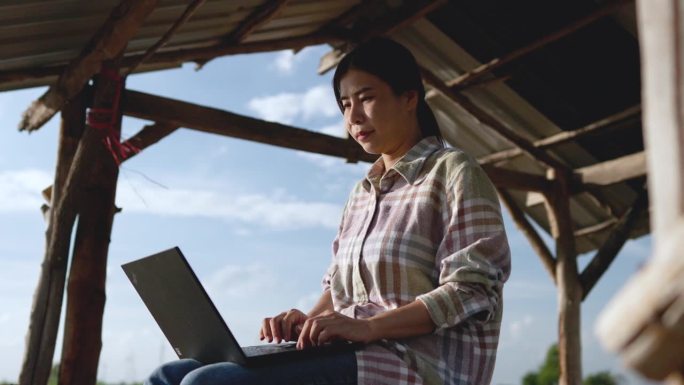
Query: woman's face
339 69 420 158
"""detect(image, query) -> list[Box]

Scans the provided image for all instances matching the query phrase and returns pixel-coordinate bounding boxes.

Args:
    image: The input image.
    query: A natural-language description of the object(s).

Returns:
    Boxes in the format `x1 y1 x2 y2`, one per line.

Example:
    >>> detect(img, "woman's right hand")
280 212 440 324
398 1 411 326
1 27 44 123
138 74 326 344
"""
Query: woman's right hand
259 308 308 343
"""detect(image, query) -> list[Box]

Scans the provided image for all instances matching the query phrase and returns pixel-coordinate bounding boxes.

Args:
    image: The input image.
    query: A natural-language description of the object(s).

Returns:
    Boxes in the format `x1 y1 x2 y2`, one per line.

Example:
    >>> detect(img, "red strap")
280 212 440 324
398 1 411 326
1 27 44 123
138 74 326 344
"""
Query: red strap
85 68 140 165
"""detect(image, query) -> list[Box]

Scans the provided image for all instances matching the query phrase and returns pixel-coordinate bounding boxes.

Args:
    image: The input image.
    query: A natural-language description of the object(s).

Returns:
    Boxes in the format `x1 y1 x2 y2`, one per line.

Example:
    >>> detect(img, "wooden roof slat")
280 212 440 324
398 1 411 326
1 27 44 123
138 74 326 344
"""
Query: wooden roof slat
420 66 568 170
448 0 634 91
479 104 642 165
575 151 646 186
224 0 291 43
0 33 343 86
125 0 206 76
317 0 448 74
17 0 159 133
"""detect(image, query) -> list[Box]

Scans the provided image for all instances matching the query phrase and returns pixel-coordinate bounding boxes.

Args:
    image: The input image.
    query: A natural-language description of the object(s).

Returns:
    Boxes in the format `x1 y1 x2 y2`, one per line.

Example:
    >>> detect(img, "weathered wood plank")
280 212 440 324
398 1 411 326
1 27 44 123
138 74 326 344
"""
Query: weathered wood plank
121 89 376 163
18 0 158 132
575 151 646 186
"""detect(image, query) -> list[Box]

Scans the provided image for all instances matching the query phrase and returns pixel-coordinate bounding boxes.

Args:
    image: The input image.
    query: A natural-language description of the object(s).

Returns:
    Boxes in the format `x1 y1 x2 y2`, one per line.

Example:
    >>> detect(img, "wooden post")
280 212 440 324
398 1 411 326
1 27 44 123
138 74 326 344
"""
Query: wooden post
596 0 684 383
17 90 88 385
58 61 123 385
545 169 582 385
498 188 556 283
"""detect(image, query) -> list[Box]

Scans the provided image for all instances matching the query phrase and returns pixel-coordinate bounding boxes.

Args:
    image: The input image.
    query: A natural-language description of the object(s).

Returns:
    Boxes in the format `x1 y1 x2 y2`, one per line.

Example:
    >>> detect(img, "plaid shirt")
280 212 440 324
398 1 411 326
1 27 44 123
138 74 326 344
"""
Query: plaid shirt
323 137 511 385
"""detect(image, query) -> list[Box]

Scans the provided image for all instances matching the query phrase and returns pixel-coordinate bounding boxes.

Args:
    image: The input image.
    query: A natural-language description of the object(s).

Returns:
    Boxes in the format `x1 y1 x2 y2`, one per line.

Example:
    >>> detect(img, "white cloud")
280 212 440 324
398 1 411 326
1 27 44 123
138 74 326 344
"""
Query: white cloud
247 85 338 125
504 279 555 300
295 291 322 311
274 50 296 74
271 47 316 75
205 264 277 298
117 182 342 230
317 121 346 138
0 168 343 229
509 315 534 339
0 169 52 212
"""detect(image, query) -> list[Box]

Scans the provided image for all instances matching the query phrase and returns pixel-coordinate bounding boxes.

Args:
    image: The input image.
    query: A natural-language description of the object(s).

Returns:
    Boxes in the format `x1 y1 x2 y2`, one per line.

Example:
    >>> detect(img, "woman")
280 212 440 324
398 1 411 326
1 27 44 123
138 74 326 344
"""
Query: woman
146 37 510 385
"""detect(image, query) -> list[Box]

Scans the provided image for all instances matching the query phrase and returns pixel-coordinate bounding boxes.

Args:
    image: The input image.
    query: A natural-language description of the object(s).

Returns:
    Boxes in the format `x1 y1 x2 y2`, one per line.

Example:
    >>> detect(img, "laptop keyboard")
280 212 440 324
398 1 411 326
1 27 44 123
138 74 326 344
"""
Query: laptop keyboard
242 342 297 357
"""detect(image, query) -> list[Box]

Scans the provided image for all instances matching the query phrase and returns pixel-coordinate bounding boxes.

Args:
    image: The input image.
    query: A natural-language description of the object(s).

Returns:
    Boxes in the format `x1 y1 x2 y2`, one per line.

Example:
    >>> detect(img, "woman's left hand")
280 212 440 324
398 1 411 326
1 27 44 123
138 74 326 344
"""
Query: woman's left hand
296 310 375 349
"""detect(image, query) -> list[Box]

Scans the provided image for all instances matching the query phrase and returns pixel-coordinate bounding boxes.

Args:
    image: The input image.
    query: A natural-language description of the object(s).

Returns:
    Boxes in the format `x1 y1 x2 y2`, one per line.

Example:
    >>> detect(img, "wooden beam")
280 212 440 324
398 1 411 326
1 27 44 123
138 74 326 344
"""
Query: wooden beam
481 164 551 192
58 61 123 385
478 104 642 165
121 89 376 163
580 188 648 300
498 189 556 283
421 67 567 170
575 151 646 186
544 170 582 385
317 0 447 74
447 0 634 91
124 0 206 77
18 88 88 385
120 122 178 161
18 0 158 132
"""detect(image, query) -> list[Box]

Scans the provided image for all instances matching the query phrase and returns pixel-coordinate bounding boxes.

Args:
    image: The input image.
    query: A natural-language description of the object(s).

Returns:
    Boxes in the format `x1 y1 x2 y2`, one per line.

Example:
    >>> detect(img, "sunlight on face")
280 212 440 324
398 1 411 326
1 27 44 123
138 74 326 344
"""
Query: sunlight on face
339 70 421 166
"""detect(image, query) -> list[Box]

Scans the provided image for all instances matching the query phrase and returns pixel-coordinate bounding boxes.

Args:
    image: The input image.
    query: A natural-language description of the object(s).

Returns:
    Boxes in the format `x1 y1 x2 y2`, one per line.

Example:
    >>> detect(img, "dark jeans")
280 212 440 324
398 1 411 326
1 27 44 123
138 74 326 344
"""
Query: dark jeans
144 350 357 385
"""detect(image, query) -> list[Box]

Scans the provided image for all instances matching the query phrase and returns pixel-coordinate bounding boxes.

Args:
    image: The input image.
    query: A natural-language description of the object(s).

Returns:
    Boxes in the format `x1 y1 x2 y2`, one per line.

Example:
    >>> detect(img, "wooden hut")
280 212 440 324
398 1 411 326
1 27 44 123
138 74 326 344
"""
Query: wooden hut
0 0 677 384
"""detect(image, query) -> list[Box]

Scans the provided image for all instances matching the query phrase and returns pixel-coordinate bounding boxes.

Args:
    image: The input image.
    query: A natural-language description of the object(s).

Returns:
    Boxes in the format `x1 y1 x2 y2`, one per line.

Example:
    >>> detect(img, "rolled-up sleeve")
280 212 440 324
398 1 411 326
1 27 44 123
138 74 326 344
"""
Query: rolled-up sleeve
417 161 511 330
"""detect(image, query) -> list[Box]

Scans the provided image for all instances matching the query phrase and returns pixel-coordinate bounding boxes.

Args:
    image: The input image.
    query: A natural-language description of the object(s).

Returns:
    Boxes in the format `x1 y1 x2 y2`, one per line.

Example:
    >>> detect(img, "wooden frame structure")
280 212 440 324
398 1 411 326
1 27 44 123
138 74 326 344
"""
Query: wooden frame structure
3 1 654 385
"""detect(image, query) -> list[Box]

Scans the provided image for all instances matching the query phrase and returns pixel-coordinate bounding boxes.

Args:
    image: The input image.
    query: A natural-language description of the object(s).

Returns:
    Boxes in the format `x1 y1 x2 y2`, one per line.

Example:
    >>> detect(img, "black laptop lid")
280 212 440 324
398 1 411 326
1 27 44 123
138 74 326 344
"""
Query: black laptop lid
122 247 247 365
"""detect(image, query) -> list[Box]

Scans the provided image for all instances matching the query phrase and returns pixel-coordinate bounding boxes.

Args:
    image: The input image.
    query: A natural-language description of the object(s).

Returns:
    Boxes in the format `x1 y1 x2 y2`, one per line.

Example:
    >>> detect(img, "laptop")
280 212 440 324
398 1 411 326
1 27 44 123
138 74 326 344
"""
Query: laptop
122 247 360 366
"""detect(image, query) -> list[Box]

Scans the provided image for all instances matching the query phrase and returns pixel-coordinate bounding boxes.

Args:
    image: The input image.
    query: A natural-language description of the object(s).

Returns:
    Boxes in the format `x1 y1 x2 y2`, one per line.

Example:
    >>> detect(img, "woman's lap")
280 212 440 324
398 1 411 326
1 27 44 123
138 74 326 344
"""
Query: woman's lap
145 350 357 385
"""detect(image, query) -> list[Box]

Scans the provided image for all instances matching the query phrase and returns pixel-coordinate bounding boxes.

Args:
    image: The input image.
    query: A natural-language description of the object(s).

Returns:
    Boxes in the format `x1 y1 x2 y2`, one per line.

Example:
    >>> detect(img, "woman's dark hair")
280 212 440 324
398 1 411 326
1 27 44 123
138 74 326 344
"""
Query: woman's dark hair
332 37 444 145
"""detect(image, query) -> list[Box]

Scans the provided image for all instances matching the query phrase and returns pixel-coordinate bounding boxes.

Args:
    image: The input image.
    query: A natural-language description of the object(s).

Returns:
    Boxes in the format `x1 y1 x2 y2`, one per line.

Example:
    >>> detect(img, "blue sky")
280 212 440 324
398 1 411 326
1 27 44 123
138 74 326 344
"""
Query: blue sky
0 45 655 384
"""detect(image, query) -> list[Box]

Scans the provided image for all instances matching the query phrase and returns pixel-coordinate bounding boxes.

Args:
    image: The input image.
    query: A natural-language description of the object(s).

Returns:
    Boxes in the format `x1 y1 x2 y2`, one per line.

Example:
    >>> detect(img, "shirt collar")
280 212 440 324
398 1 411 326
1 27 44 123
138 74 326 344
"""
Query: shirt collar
365 136 443 186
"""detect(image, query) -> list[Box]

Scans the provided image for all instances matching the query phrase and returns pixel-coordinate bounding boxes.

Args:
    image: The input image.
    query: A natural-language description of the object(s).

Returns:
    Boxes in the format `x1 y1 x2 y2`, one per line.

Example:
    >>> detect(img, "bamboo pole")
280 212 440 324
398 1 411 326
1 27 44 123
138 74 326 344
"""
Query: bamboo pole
545 170 582 385
17 90 89 385
57 61 124 385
